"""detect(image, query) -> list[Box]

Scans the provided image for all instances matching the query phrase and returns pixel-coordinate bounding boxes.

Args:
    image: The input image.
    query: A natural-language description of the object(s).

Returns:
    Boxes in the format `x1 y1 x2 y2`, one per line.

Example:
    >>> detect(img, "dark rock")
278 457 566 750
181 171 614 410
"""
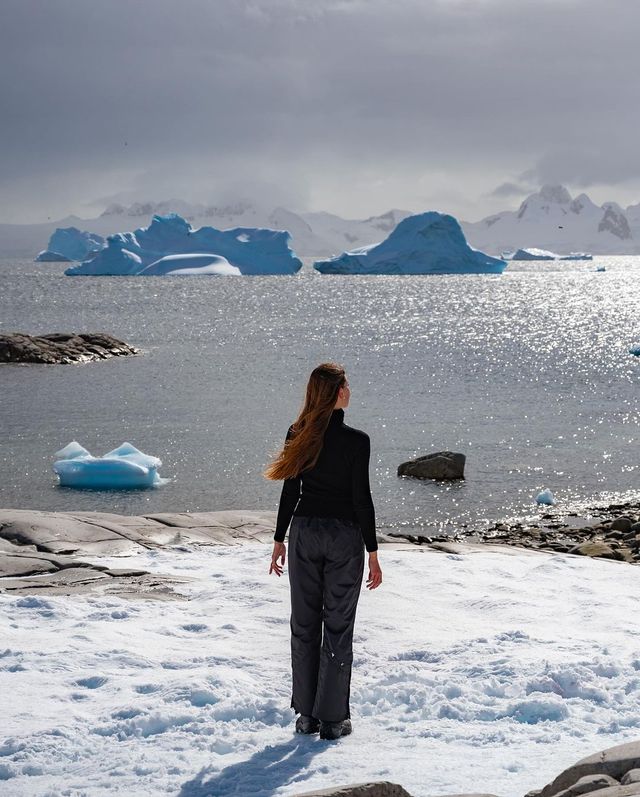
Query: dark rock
0 332 138 365
398 451 465 480
610 517 633 533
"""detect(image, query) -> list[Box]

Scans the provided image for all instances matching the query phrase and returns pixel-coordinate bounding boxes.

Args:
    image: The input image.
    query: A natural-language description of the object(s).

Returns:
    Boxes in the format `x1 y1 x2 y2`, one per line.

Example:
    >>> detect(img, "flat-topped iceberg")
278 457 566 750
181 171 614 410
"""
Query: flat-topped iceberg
510 248 558 261
53 441 165 489
36 227 105 262
313 211 506 275
559 252 593 261
508 248 593 261
65 213 302 276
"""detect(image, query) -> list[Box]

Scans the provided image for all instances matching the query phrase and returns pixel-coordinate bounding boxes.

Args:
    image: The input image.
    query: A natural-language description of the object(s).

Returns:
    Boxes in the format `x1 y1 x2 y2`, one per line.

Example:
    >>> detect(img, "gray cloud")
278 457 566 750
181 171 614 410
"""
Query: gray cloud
1 0 640 222
489 182 532 199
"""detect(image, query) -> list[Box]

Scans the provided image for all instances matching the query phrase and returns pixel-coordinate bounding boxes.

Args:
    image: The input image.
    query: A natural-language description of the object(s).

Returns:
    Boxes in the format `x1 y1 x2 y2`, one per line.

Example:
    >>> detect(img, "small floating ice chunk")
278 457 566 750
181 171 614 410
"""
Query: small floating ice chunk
535 488 556 506
596 266 606 272
53 441 165 489
630 344 640 356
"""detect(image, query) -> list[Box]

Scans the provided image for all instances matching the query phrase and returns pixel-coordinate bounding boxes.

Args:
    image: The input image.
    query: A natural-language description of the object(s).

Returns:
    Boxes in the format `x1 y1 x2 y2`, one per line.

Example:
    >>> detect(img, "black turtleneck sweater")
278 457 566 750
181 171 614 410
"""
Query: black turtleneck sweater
273 409 378 552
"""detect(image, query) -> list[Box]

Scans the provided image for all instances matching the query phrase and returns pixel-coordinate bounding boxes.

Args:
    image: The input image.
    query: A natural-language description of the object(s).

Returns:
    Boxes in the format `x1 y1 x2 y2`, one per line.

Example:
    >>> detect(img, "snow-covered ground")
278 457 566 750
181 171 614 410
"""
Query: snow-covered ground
3 543 640 797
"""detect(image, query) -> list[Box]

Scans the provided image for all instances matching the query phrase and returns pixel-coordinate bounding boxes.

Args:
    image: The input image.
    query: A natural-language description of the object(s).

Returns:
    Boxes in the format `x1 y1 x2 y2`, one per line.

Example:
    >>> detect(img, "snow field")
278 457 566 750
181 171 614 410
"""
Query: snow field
2 544 640 797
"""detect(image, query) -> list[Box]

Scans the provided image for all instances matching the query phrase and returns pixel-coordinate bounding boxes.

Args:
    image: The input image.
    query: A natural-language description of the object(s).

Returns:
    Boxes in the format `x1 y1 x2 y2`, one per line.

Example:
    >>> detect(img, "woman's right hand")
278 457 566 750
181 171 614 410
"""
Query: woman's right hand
366 552 382 589
269 542 286 576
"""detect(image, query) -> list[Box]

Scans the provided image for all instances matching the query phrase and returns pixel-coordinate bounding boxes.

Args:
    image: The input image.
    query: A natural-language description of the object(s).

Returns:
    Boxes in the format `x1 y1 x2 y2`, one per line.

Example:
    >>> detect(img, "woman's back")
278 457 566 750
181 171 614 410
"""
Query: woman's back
276 408 377 553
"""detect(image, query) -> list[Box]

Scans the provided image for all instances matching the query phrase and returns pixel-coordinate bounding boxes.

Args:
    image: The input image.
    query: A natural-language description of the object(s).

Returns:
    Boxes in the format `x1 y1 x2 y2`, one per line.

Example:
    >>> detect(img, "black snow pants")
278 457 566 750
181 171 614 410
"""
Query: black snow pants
288 515 365 723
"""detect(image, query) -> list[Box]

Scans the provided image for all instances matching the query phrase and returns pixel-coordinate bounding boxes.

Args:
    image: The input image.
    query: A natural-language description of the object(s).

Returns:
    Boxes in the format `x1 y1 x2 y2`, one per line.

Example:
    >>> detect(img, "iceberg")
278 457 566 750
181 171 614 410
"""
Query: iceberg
35 250 73 262
36 227 105 262
53 441 165 489
510 248 558 261
313 211 506 275
508 248 593 261
559 252 593 261
65 213 302 276
535 488 556 506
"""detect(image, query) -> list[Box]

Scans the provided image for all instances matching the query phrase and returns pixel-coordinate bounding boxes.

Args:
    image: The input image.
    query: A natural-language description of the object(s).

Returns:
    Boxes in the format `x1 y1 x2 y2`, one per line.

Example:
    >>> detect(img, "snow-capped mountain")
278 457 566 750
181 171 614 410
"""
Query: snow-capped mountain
98 201 413 257
462 184 640 255
301 209 412 256
3 185 640 260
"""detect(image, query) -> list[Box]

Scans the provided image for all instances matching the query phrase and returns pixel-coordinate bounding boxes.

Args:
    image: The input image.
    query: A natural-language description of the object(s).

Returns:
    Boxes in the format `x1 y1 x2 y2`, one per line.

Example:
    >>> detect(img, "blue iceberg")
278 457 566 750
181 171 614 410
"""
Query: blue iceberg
35 250 73 262
535 488 556 506
36 227 105 262
53 441 165 489
313 211 506 274
65 213 302 276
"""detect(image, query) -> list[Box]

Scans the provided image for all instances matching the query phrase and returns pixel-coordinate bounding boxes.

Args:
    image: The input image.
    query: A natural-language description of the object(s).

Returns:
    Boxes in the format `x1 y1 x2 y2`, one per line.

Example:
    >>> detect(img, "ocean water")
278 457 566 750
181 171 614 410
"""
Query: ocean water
1 257 639 535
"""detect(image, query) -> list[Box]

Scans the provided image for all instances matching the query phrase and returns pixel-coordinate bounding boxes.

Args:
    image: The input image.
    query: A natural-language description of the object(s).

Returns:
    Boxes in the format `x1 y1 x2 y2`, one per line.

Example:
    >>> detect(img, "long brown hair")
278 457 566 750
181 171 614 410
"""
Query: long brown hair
264 362 346 480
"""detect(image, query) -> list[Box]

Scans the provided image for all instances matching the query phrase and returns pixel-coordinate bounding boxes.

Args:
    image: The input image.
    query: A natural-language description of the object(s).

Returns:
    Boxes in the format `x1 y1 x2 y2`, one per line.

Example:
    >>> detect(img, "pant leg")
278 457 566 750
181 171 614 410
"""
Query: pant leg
288 516 324 716
312 518 365 723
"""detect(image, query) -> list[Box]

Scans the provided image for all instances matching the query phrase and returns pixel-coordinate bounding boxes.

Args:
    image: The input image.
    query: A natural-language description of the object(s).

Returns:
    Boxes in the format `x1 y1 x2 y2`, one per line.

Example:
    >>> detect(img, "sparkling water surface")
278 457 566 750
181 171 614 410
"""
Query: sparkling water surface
1 257 639 535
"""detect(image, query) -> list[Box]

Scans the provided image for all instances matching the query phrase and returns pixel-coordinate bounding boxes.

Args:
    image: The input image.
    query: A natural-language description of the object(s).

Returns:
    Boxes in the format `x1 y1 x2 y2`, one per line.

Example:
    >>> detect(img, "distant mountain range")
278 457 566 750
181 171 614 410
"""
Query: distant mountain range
462 184 640 256
2 184 640 259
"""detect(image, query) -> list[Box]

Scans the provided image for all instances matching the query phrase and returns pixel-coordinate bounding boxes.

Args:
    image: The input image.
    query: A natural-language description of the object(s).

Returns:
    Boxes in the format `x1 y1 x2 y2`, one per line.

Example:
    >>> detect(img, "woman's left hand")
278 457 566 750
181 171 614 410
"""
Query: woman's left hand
269 542 286 576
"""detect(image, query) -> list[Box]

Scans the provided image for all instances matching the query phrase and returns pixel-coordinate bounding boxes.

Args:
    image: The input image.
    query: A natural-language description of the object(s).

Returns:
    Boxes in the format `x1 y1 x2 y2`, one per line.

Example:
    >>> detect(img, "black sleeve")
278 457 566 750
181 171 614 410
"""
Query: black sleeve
352 434 378 552
273 427 301 543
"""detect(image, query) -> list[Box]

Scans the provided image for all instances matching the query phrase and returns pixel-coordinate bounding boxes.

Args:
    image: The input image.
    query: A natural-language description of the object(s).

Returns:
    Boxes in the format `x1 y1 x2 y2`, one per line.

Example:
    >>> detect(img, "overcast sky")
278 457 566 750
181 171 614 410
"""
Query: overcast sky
2 0 640 223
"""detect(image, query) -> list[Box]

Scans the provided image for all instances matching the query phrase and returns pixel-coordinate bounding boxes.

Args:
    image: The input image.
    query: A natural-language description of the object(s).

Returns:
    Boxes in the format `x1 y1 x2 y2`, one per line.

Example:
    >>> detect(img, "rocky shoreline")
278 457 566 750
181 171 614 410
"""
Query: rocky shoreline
2 499 639 598
390 500 640 564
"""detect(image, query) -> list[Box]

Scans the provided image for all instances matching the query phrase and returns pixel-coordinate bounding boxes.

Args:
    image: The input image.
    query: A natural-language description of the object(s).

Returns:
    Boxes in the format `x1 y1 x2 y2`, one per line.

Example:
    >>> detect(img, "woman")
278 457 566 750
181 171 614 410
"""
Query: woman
265 362 382 741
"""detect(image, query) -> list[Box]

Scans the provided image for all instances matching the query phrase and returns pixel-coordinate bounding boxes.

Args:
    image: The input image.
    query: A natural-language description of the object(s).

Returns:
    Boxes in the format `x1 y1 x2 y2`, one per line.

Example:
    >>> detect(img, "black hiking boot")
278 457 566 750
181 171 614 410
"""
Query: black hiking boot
295 714 320 734
319 718 352 740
